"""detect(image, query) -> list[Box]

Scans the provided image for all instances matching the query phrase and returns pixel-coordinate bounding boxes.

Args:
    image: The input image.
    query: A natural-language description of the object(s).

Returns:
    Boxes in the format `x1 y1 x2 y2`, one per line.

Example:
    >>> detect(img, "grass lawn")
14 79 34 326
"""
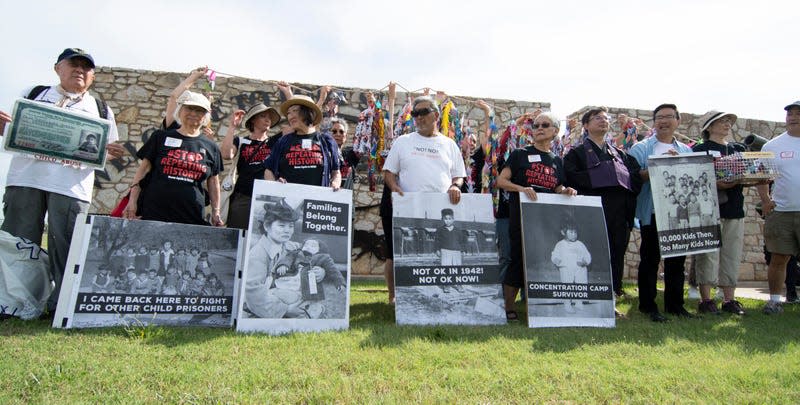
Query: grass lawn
1 279 799 403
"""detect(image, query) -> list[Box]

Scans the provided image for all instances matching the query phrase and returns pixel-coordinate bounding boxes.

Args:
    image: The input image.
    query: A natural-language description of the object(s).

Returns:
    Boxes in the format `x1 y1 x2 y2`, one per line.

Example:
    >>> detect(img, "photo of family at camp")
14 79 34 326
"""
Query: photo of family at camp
242 195 348 320
79 217 239 297
650 158 719 231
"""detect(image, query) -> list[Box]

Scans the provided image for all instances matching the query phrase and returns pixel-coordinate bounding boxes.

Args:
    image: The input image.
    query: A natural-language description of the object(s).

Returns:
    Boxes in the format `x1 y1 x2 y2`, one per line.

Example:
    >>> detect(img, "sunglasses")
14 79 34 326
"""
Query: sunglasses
331 129 345 134
411 107 435 118
532 123 552 129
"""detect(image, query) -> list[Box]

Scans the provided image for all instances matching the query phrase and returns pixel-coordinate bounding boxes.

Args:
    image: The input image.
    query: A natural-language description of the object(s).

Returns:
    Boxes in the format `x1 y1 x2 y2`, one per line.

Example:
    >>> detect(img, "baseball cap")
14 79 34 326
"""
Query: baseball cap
56 48 95 68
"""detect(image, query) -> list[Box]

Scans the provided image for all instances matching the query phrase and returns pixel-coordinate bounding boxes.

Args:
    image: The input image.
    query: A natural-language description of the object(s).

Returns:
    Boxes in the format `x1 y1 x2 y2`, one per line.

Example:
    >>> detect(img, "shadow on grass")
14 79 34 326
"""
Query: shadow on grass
349 290 800 355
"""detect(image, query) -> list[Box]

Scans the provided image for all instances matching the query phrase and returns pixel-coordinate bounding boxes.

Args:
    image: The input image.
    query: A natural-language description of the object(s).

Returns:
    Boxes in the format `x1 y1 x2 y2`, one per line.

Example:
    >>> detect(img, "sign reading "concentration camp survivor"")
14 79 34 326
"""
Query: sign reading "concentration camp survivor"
521 194 615 328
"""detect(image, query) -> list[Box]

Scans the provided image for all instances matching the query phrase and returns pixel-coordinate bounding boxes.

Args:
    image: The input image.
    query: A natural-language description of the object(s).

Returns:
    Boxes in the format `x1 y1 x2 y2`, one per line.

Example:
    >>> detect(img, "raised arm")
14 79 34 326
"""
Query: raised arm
275 81 293 101
166 66 208 128
220 110 245 160
475 100 493 148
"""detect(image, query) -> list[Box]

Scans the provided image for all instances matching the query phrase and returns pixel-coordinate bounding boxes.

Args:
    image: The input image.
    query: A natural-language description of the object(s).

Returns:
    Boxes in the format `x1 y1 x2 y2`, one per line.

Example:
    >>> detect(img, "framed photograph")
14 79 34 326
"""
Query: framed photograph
392 192 505 325
521 194 615 328
648 153 721 257
53 215 244 328
4 99 111 168
237 180 352 334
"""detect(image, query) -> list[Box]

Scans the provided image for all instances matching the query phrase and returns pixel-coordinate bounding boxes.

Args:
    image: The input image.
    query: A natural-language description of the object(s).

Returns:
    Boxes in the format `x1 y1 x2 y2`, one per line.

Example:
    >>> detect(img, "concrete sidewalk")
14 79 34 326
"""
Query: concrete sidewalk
731 281 771 301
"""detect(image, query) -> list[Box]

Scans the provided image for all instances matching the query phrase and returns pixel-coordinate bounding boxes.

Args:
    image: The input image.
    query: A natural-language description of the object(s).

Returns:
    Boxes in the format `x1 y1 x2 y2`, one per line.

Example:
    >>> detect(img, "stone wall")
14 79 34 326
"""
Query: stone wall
89 67 785 281
90 66 550 277
568 106 786 282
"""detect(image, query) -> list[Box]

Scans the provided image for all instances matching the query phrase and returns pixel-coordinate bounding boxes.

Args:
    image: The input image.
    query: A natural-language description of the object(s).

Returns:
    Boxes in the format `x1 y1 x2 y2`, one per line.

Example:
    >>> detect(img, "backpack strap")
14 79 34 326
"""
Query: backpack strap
26 85 50 101
26 85 108 120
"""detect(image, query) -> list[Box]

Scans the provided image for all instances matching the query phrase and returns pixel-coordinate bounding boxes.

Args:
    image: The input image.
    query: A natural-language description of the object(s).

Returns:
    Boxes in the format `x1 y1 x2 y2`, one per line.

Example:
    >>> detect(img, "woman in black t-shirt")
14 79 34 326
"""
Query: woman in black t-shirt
220 103 282 229
124 91 224 226
264 95 341 189
495 112 576 320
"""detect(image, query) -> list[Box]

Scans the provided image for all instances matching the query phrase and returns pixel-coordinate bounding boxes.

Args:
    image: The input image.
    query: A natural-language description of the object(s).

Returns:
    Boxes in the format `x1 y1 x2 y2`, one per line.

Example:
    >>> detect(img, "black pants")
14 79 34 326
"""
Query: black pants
638 215 686 313
606 210 631 296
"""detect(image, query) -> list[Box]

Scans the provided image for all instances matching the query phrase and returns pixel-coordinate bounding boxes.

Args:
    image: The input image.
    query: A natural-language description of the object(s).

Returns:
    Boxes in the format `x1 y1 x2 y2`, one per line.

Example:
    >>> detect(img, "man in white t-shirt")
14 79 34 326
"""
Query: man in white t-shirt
0 48 125 314
757 101 800 314
380 95 466 303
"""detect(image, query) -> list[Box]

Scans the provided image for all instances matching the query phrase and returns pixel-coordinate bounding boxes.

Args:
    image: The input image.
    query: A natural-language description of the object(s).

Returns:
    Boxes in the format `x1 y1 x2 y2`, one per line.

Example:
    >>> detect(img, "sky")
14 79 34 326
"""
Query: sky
0 0 796 220
0 0 797 125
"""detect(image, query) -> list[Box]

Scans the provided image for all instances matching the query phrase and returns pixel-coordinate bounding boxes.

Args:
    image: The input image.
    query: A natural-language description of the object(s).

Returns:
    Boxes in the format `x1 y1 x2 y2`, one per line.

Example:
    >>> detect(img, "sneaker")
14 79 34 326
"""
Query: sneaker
698 299 719 314
688 287 700 300
763 301 784 315
786 294 799 304
721 300 746 315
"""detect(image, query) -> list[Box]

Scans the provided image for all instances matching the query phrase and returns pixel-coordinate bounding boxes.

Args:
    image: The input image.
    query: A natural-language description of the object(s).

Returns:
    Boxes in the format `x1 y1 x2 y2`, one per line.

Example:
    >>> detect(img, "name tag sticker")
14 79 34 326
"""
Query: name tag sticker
528 154 542 162
240 138 252 145
302 139 312 149
164 137 182 147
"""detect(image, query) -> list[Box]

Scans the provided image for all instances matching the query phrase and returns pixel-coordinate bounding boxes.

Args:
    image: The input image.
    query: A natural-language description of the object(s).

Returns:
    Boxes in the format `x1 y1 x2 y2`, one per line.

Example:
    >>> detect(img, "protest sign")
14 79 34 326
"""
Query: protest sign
521 194 615 328
5 99 111 168
648 153 721 258
392 192 504 325
53 215 243 328
237 181 352 334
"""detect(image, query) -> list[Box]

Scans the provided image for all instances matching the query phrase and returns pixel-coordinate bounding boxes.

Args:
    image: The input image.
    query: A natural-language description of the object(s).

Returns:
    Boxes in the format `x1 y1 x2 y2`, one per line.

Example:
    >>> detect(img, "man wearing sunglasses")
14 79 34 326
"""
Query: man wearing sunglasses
381 95 467 303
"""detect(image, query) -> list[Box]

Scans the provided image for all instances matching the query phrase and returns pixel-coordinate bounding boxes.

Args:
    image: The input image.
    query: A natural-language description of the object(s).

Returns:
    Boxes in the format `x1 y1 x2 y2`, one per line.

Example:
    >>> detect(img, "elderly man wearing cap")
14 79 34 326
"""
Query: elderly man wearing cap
0 48 125 314
124 90 224 227
629 103 695 322
220 103 282 229
757 101 800 314
263 95 341 189
692 110 747 315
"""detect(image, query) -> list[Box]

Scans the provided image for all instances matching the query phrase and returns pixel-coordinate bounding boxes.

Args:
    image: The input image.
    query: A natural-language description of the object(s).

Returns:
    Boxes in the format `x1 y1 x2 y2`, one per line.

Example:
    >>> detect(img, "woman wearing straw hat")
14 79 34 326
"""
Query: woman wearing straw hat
263 95 342 189
692 110 747 315
124 90 224 226
220 103 282 229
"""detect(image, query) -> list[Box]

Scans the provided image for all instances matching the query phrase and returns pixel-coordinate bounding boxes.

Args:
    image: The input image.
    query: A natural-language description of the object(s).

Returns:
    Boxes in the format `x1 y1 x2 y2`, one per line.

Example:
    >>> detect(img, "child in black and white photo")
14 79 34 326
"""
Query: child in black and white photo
551 222 591 313
435 208 463 266
91 265 113 293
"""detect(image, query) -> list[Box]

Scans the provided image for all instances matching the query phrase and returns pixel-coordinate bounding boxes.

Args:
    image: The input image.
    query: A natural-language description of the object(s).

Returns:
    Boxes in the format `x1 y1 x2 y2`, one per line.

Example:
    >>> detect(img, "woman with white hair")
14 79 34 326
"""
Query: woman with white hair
495 111 577 321
124 91 224 226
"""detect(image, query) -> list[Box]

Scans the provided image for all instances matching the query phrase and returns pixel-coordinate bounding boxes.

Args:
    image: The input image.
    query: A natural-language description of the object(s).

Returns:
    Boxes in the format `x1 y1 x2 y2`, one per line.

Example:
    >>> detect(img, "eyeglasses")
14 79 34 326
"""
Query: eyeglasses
532 123 552 129
331 129 345 134
411 107 435 118
655 115 677 121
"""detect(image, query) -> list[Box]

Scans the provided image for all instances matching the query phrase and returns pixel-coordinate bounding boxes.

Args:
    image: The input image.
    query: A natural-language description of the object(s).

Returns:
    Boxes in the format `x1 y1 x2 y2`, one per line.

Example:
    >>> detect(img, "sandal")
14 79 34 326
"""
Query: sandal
506 310 519 321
